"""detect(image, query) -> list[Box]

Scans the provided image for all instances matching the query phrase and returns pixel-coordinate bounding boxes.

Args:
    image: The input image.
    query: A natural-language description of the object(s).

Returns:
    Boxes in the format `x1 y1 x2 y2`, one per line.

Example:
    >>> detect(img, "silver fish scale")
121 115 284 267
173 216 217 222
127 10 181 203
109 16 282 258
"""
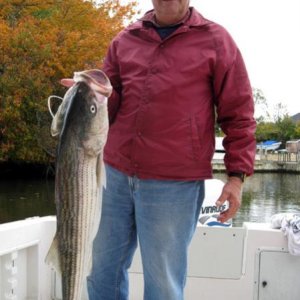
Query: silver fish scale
56 150 100 300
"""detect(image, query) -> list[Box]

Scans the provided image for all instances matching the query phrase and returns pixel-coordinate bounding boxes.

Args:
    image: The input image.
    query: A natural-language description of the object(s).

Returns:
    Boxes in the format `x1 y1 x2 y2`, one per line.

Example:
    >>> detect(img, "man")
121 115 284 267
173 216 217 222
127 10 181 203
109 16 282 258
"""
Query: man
85 1 256 299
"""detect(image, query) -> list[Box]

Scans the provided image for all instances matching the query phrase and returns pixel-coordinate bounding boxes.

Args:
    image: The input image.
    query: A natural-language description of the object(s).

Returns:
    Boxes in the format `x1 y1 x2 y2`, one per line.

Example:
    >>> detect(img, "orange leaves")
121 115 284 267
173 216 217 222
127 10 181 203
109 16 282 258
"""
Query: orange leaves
0 0 138 162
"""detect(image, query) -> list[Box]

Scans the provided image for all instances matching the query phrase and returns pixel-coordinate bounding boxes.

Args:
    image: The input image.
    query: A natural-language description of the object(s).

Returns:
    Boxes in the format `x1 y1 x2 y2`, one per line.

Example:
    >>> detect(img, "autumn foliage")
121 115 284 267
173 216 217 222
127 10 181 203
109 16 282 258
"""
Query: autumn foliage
0 0 137 163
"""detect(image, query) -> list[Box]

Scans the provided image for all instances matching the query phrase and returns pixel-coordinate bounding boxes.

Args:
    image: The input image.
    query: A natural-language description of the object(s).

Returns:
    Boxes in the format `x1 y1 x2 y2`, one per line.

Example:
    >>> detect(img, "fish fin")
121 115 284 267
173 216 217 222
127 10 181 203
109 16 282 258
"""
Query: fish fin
87 251 93 276
45 234 61 274
101 159 107 189
82 278 90 300
96 153 106 189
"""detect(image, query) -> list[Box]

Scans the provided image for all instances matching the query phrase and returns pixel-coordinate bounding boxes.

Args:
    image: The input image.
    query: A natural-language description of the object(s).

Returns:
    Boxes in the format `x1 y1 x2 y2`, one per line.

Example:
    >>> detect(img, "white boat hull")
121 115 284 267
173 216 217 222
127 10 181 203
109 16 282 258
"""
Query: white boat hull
1 216 300 300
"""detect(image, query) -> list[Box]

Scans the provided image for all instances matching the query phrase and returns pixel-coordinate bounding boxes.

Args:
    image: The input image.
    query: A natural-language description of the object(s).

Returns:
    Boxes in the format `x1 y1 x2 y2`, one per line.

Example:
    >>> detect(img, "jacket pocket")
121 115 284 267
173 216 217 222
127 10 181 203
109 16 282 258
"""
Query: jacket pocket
189 116 202 161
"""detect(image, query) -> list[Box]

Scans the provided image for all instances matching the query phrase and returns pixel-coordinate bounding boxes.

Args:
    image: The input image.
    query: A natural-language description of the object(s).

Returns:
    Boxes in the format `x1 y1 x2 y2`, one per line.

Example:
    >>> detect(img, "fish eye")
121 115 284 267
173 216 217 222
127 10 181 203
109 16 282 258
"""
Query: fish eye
90 104 96 114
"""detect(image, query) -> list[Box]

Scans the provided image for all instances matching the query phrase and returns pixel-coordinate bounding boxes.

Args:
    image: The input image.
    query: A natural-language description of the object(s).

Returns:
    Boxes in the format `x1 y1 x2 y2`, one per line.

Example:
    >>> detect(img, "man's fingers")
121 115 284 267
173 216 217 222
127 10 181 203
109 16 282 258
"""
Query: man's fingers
60 78 75 87
218 202 240 223
215 181 242 223
59 78 112 98
215 189 229 207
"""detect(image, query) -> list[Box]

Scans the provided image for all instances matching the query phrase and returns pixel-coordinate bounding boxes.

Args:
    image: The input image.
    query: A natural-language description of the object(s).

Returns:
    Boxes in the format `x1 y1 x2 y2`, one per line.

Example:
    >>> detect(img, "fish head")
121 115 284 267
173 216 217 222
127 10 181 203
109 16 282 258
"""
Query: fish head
55 69 111 157
71 81 109 156
50 86 77 137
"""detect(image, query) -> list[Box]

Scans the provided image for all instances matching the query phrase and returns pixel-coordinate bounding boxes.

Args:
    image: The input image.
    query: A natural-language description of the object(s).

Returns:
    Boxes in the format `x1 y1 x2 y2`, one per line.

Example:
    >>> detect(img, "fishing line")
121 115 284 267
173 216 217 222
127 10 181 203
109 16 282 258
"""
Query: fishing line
48 95 63 118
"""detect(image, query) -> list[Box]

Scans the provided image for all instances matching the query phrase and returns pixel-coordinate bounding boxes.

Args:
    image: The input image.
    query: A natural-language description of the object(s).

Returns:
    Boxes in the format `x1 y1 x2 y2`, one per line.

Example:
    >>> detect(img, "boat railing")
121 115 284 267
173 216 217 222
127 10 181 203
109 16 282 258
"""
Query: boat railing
0 216 56 300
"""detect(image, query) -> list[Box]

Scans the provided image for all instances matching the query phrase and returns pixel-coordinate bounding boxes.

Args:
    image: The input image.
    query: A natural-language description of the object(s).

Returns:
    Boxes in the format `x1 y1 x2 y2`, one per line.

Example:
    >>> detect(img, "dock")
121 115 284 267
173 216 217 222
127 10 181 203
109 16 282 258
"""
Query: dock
212 152 300 173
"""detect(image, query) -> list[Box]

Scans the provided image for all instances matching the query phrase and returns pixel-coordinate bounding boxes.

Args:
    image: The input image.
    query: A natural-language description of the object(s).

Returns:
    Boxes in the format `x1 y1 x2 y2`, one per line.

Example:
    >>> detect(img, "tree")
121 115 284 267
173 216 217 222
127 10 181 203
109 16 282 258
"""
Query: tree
0 0 137 162
273 102 288 123
252 87 270 123
294 122 300 139
252 88 300 143
275 116 296 144
255 122 279 142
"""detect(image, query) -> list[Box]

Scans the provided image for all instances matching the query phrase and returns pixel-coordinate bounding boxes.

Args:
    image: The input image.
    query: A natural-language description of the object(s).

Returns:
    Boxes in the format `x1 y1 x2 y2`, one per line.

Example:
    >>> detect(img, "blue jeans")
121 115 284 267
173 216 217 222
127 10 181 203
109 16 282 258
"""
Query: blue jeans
87 165 204 300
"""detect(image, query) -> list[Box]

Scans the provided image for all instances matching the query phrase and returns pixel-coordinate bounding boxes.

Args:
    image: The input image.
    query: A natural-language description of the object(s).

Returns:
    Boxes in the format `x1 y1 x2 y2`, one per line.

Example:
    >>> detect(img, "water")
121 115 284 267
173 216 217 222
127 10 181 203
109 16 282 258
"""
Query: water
215 173 300 226
0 179 55 224
0 174 299 226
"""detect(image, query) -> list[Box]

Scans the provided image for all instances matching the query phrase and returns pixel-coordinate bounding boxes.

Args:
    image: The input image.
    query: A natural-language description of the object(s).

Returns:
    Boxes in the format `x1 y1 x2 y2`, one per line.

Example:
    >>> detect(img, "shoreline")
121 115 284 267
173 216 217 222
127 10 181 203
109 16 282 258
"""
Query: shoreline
1 157 300 180
0 161 55 180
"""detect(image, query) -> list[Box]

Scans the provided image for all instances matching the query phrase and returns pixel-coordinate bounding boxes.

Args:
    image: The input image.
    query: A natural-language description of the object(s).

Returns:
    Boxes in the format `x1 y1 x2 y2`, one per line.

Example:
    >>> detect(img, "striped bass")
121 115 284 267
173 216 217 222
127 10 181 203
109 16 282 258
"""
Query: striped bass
46 69 112 300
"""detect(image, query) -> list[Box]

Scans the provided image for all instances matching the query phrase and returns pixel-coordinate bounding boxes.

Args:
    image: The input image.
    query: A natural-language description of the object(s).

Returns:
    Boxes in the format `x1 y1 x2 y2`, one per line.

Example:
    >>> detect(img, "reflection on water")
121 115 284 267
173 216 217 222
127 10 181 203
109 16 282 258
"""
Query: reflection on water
0 174 299 226
0 179 55 224
215 173 300 226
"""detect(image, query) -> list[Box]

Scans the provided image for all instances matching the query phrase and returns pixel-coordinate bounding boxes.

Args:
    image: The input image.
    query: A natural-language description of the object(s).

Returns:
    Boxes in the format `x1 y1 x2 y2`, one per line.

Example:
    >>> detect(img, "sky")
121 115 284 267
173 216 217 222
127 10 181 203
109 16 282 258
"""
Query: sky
121 0 300 116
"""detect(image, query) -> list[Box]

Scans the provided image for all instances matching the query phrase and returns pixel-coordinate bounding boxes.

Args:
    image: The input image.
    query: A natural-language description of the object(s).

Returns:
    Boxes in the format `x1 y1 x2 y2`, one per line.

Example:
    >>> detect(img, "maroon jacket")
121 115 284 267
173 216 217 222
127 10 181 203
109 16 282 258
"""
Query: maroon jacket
103 8 256 180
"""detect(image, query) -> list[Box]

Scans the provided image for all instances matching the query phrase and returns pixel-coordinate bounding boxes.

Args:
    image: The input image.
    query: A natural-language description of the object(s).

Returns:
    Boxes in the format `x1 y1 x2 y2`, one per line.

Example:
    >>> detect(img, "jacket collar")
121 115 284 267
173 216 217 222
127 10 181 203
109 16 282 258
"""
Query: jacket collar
127 7 211 32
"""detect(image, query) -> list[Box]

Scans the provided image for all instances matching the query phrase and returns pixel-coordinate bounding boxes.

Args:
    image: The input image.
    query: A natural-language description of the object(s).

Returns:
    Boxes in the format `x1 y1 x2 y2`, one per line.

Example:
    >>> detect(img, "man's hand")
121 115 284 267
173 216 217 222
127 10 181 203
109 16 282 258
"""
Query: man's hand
60 70 112 98
60 78 75 87
215 177 243 223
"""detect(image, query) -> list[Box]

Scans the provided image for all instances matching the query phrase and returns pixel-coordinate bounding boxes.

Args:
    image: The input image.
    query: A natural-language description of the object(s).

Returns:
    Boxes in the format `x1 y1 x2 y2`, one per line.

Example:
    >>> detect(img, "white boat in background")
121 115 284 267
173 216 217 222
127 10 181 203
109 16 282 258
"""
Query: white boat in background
215 136 225 152
1 179 300 300
213 137 226 160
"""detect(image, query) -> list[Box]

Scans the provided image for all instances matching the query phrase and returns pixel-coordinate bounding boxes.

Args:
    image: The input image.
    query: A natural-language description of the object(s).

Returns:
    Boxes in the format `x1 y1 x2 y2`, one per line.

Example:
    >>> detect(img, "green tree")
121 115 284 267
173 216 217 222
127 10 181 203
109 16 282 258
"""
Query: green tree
273 102 288 123
294 122 300 138
276 116 296 144
255 122 279 142
252 90 298 144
